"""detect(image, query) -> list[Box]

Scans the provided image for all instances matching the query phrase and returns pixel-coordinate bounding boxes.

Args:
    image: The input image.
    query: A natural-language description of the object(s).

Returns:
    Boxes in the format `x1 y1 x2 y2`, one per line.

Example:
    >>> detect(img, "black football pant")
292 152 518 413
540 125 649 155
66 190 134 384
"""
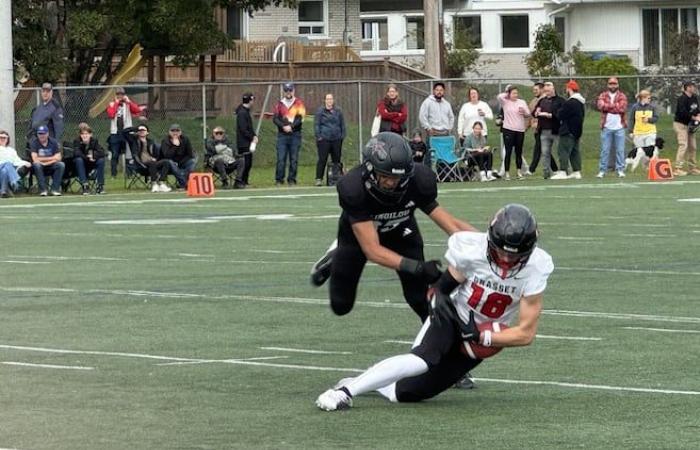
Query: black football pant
329 228 429 321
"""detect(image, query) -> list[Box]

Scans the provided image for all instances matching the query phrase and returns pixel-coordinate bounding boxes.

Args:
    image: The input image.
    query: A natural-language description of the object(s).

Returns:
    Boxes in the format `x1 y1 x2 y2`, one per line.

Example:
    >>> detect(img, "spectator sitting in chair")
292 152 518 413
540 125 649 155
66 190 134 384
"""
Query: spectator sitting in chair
161 124 196 189
205 126 245 189
122 124 172 193
72 124 107 195
30 125 64 196
0 131 31 197
462 121 495 182
409 129 428 163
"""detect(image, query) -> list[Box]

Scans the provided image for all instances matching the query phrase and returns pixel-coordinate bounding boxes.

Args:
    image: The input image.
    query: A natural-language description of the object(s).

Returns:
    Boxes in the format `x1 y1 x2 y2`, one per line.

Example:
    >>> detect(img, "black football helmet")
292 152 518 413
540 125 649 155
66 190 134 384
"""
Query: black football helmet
487 204 538 279
362 132 414 205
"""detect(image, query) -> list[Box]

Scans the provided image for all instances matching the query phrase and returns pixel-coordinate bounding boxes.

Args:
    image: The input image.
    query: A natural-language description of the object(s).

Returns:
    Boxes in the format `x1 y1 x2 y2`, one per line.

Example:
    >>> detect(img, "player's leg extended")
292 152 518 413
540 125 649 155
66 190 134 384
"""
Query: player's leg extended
395 352 481 402
328 242 367 316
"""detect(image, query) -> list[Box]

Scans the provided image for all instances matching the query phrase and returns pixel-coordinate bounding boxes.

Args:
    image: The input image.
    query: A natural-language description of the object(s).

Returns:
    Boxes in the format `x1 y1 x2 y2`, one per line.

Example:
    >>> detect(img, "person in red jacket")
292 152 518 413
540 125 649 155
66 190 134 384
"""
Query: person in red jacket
377 84 408 135
596 77 628 178
106 87 143 177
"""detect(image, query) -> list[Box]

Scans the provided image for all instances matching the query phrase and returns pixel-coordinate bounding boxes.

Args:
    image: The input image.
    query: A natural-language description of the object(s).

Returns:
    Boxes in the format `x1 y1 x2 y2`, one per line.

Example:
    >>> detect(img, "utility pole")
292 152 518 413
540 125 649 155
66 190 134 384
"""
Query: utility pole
0 1 15 141
423 0 441 78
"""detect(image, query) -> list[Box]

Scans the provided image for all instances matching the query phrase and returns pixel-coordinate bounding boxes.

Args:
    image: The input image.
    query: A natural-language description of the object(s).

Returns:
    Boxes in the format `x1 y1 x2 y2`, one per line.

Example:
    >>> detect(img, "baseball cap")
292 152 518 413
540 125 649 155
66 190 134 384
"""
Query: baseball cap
137 124 149 132
242 92 255 103
36 125 49 134
566 80 580 92
41 82 53 91
169 123 181 131
282 82 294 92
115 87 126 94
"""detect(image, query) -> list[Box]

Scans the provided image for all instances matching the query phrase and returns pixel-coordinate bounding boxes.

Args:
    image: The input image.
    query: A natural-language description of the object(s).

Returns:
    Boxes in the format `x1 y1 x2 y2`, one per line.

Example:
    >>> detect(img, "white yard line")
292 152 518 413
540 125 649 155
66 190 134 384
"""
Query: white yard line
1 361 94 370
1 343 698 396
544 309 700 324
622 326 700 334
535 334 602 341
557 266 700 277
155 356 289 366
260 347 352 355
384 340 413 345
555 237 604 241
0 260 51 265
624 234 676 238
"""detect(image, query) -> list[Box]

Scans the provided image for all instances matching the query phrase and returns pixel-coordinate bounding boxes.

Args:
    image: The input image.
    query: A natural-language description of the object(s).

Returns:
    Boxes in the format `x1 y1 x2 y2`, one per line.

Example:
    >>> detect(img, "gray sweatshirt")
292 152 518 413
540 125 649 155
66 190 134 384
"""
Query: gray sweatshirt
419 95 454 132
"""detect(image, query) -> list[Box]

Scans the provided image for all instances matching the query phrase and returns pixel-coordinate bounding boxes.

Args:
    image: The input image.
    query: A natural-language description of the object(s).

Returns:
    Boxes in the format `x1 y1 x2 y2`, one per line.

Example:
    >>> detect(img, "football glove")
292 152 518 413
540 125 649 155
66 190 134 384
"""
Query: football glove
459 310 481 343
399 258 443 284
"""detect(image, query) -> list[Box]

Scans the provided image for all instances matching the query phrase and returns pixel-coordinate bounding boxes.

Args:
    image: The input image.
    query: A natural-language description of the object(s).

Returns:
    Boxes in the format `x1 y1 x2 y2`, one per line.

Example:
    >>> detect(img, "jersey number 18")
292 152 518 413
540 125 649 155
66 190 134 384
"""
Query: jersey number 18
467 282 513 319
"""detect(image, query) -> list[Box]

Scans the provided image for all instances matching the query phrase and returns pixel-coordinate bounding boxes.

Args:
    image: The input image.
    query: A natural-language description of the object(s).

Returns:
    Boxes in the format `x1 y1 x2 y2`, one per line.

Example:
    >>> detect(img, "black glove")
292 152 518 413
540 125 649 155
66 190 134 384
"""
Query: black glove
399 258 442 284
429 289 455 327
459 310 480 343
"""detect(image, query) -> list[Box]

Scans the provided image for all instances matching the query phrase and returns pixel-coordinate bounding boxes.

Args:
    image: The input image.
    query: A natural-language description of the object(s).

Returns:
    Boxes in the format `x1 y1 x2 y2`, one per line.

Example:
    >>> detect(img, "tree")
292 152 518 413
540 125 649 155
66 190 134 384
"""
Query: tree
525 23 564 78
443 21 479 78
668 30 700 70
12 0 298 85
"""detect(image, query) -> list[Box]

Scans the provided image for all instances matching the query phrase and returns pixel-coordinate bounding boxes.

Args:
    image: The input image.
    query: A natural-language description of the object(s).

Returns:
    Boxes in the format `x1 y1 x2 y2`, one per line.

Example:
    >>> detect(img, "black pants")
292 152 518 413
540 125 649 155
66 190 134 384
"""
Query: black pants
316 139 342 180
329 223 429 321
470 152 492 171
213 158 245 185
238 147 253 184
144 160 170 182
529 131 559 173
396 301 482 402
502 129 525 172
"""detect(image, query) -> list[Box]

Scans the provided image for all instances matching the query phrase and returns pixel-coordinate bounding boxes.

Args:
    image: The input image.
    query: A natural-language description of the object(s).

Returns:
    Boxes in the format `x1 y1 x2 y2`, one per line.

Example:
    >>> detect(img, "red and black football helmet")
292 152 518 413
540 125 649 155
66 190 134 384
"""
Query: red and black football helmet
487 204 538 279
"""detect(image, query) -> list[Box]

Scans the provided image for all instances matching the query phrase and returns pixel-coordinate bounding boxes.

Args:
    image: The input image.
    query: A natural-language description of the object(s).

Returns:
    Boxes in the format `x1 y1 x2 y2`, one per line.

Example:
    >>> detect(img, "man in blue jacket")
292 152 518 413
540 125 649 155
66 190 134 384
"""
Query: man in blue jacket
28 83 65 141
314 93 346 186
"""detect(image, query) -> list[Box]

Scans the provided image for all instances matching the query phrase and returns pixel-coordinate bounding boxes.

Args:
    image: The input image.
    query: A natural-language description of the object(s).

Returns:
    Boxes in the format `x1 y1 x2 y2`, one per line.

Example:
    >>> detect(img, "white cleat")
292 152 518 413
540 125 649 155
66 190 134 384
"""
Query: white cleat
316 389 353 411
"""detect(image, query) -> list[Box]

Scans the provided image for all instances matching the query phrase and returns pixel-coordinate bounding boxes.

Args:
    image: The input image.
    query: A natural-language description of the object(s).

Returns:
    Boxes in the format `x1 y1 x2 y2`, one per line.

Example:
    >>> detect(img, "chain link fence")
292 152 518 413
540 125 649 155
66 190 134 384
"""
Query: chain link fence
12 74 699 171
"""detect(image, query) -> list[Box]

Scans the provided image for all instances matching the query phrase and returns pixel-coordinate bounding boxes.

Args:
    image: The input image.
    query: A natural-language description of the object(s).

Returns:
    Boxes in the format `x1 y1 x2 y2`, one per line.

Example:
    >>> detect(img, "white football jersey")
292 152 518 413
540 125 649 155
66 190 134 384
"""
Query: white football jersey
445 231 554 327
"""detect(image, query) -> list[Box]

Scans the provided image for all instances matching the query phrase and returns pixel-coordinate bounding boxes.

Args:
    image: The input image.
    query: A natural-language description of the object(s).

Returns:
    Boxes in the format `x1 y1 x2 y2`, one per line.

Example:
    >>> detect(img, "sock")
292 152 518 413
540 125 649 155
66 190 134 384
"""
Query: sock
345 353 428 397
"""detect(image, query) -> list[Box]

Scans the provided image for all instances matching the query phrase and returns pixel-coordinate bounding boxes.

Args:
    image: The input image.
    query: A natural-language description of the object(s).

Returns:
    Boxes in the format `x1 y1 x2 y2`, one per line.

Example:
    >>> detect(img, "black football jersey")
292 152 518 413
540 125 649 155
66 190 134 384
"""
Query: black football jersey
337 164 439 237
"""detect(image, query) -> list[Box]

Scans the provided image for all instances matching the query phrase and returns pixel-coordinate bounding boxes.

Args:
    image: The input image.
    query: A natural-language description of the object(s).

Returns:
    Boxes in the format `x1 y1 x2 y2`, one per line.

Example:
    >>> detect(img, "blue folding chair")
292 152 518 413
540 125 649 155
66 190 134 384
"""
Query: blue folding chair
429 136 467 182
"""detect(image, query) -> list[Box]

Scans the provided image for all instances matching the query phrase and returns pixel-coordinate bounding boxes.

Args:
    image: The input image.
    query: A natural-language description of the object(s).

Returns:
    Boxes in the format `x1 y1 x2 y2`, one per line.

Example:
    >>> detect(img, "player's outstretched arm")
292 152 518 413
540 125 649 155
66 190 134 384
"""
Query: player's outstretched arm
351 221 441 283
428 206 478 235
488 294 543 347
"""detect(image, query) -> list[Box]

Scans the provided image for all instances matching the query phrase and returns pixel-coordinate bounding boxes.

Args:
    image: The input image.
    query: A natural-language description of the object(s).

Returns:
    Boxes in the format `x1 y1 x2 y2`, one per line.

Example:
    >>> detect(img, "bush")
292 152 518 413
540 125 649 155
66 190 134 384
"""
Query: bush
525 24 564 78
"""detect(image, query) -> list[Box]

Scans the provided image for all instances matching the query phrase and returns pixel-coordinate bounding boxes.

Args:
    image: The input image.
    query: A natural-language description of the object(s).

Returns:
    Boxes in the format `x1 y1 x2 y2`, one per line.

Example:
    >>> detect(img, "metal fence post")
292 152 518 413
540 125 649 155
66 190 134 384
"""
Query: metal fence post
201 83 208 143
636 76 640 94
358 81 363 161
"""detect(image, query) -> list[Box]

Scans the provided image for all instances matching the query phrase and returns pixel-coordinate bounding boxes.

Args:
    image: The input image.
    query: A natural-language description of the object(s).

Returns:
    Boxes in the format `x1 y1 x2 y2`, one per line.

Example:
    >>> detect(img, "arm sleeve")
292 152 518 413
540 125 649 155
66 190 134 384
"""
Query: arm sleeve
483 102 494 120
627 106 636 133
414 166 439 214
457 105 466 137
106 102 118 119
94 140 106 159
204 139 215 157
272 103 286 128
339 110 346 140
128 101 142 115
376 101 390 120
447 104 455 129
53 104 65 139
314 108 321 139
419 100 430 129
185 138 195 160
72 140 84 158
649 107 659 124
395 103 408 125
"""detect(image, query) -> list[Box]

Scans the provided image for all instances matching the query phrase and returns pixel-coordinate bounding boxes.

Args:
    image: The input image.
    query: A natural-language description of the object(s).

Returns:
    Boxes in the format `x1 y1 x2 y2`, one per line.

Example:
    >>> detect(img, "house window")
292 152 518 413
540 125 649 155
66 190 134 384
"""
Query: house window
453 16 482 48
643 7 699 66
501 15 529 48
362 19 388 51
298 0 326 36
406 17 424 50
227 7 245 39
554 16 566 48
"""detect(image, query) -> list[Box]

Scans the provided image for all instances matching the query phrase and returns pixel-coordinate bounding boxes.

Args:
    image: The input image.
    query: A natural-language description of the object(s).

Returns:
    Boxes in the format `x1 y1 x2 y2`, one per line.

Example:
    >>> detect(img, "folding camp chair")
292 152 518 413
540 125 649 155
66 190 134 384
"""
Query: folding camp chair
429 136 467 182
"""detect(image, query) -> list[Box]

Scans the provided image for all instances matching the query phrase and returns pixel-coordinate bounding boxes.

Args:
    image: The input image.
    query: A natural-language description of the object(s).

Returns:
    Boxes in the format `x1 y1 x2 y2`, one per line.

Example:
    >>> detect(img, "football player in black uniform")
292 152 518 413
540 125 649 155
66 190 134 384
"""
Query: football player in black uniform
310 131 476 322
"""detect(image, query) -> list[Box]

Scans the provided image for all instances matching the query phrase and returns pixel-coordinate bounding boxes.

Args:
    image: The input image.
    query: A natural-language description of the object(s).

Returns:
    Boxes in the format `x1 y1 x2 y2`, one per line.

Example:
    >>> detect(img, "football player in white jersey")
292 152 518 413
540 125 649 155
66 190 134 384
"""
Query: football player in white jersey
316 204 554 410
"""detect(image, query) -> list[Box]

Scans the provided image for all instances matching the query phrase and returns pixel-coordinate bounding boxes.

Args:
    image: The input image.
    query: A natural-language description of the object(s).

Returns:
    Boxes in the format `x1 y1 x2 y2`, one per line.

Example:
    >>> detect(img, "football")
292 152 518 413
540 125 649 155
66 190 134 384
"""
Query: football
461 321 509 360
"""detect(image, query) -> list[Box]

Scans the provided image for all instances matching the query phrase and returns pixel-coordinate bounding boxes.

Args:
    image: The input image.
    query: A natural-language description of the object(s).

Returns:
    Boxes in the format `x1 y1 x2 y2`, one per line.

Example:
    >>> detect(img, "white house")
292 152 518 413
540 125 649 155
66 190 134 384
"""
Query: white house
360 0 700 78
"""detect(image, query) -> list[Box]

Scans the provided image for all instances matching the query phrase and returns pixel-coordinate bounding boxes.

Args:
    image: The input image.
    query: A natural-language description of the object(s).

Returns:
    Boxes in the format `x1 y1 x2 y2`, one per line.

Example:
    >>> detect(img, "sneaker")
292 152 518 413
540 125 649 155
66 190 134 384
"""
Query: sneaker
596 171 605 178
673 168 688 176
568 171 582 179
310 239 338 287
550 171 569 180
233 182 246 189
504 173 511 181
96 185 106 195
0 191 8 198
454 372 476 389
617 170 626 178
516 170 524 180
689 167 700 175
151 183 159 193
288 180 297 186
82 184 90 195
158 182 172 193
523 170 533 176
316 389 353 411
315 179 323 187
40 190 48 197
51 190 62 196
275 181 283 187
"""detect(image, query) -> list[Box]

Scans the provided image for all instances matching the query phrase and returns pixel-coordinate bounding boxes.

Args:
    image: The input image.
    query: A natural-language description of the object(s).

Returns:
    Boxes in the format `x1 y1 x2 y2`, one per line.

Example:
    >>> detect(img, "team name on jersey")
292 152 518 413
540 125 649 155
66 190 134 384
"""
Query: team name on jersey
471 275 518 295
372 209 411 221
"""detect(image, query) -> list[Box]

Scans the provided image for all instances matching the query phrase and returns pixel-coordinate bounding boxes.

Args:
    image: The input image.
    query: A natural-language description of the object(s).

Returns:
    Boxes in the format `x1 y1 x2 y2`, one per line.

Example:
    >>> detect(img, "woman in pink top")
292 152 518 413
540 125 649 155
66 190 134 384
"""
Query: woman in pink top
497 86 530 180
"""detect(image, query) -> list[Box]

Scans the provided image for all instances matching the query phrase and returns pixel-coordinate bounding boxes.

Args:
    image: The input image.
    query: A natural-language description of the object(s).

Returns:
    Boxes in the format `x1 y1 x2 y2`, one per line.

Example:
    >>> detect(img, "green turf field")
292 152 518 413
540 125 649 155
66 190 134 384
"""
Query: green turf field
1 177 699 449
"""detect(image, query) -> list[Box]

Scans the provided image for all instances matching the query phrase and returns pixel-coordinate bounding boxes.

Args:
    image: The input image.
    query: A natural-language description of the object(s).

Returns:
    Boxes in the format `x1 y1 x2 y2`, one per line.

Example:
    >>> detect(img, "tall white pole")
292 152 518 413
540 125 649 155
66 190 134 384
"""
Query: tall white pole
0 1 15 142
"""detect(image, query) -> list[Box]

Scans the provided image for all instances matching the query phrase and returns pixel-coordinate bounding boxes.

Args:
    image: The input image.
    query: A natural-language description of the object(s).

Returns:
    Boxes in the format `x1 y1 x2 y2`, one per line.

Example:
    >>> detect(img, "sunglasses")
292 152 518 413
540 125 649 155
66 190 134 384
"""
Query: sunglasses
608 82 618 85
0 135 8 140
138 128 148 132
214 131 224 135
170 129 181 132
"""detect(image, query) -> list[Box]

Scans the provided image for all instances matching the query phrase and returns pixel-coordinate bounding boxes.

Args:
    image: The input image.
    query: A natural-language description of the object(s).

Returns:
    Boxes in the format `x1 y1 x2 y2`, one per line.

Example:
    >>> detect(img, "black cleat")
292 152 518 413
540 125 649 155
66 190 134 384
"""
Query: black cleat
454 372 476 389
310 240 337 287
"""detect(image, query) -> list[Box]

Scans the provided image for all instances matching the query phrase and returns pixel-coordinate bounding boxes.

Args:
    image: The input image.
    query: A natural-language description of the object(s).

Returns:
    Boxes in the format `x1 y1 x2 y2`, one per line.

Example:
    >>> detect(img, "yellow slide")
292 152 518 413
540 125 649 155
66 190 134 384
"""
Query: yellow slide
89 44 145 118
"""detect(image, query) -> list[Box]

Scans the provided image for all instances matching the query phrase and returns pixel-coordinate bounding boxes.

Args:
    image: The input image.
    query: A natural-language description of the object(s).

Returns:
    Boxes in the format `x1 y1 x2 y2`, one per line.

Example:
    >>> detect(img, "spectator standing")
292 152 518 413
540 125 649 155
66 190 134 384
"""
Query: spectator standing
0 131 31 197
628 90 658 148
409 129 428 163
235 92 257 186
72 125 107 195
497 86 530 180
533 82 565 179
554 80 586 180
273 82 306 186
462 121 495 181
29 125 65 196
377 84 408 135
106 87 143 178
672 81 700 176
122 125 171 193
28 82 65 141
526 82 545 176
205 126 245 189
457 87 494 146
314 93 346 186
419 81 455 167
596 77 628 178
161 124 196 189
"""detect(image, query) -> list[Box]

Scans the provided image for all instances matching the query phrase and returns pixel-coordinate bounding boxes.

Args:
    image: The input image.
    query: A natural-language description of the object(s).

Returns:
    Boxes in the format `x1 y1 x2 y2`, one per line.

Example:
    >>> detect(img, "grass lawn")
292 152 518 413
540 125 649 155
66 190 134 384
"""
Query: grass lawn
0 177 699 449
